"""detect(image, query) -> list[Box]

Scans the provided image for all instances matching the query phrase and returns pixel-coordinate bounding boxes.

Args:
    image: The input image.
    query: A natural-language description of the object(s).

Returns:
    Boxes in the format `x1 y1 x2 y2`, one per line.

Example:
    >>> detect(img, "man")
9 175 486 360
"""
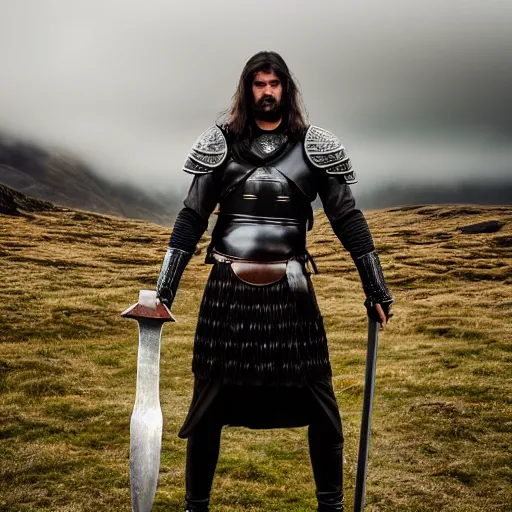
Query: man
156 51 393 512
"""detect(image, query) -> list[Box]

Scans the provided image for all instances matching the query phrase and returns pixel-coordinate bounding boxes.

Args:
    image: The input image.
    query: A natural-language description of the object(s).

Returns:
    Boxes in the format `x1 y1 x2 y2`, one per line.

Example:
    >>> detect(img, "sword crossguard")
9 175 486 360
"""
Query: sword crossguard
121 290 175 322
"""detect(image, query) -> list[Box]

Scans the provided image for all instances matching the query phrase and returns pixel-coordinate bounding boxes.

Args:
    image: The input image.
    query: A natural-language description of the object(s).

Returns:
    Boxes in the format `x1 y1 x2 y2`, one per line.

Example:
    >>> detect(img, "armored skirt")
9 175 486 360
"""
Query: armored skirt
178 260 343 439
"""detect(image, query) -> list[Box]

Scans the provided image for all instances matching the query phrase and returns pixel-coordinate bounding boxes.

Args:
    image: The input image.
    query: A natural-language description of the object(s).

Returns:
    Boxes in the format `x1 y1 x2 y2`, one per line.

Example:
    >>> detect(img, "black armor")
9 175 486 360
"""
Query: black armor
160 122 392 383
304 125 355 179
157 121 392 512
156 248 192 307
183 125 361 264
183 126 228 174
211 147 311 261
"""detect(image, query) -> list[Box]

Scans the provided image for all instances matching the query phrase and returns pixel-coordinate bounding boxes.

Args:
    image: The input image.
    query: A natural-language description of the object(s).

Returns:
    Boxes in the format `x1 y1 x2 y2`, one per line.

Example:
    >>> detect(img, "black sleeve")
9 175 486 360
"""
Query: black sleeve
318 174 393 321
168 171 222 252
168 207 208 253
317 174 375 258
183 172 221 221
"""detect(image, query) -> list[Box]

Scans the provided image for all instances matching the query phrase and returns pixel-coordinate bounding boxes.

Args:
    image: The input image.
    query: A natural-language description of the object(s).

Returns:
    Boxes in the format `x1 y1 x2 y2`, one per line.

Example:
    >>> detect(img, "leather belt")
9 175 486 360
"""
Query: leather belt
211 250 318 291
212 250 288 286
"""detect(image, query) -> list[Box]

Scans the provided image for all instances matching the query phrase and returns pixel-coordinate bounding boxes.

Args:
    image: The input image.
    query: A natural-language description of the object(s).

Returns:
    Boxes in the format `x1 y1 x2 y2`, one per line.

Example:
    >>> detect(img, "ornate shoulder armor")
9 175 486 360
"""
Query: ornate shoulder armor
304 125 357 184
183 125 228 174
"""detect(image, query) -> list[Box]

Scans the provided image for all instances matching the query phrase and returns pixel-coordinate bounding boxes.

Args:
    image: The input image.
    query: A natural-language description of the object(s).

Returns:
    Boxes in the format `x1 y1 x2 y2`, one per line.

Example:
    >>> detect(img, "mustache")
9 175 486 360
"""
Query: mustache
258 95 277 105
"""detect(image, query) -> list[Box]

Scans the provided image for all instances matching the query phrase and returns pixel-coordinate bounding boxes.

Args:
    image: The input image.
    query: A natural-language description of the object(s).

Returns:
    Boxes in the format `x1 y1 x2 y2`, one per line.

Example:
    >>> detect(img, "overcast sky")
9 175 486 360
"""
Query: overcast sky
0 0 511 196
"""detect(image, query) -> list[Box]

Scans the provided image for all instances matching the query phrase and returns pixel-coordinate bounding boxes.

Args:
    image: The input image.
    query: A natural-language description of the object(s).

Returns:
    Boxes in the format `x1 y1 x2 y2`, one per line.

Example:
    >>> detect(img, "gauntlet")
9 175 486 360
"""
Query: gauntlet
354 251 393 324
156 248 193 308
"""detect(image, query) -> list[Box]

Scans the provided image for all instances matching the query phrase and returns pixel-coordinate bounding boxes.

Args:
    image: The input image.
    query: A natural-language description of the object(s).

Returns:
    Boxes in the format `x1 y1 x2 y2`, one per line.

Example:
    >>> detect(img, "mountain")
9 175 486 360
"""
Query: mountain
356 179 512 210
2 133 510 226
0 183 56 217
0 134 180 225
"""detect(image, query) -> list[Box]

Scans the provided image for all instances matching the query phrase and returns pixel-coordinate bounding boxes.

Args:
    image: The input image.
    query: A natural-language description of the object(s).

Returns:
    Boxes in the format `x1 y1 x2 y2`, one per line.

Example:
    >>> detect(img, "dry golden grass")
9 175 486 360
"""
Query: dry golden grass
0 204 511 511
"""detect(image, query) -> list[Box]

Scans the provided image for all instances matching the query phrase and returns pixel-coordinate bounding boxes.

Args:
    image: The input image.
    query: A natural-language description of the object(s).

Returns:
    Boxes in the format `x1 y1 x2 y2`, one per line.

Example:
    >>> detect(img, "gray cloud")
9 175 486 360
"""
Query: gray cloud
0 0 510 195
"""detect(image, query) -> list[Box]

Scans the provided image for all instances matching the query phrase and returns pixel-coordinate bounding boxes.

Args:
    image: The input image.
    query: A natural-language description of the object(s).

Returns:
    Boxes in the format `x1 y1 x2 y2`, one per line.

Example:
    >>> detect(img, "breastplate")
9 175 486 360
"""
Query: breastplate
218 141 317 203
222 166 299 218
212 165 310 261
210 135 319 261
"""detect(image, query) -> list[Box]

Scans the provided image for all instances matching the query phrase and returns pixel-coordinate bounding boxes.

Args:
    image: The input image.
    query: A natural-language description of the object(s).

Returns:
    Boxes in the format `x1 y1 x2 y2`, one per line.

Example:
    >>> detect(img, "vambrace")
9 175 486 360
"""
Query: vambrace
156 199 210 308
156 248 192 308
354 251 394 323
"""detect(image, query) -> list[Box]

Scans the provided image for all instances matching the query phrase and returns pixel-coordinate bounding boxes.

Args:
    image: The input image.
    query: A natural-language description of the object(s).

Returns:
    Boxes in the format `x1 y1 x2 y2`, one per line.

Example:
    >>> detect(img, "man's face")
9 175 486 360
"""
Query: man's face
251 70 283 119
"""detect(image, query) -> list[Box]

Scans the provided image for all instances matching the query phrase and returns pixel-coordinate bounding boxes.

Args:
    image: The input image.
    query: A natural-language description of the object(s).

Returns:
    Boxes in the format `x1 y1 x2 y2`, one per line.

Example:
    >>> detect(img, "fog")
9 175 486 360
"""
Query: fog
1 0 511 199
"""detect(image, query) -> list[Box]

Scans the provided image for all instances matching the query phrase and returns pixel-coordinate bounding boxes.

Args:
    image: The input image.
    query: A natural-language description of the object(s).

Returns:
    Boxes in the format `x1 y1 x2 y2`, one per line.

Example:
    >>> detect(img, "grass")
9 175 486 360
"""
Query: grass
0 204 511 511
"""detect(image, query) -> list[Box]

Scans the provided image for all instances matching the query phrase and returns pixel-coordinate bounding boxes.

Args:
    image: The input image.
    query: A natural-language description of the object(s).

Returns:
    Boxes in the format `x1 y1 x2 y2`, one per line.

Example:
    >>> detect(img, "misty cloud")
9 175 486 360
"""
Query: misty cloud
0 0 510 195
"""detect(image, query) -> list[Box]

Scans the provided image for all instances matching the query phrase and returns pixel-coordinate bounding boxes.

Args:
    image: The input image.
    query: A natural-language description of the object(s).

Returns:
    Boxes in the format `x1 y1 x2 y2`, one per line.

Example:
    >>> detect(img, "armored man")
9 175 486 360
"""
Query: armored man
156 51 393 511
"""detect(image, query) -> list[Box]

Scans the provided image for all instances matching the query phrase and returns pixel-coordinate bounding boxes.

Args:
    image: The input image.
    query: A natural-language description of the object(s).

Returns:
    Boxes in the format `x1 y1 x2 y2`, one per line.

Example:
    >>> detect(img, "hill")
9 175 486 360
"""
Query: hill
0 134 180 225
0 203 510 511
357 179 512 210
0 183 55 217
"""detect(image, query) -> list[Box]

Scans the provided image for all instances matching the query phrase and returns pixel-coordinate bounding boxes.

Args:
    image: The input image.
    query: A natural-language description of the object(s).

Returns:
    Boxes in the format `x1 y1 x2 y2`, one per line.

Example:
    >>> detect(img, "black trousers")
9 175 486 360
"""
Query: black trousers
185 418 344 511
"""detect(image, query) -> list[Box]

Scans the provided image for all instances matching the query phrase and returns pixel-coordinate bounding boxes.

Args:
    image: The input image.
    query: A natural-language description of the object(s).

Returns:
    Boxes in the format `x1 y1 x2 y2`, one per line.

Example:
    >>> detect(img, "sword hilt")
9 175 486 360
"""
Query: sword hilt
121 290 175 322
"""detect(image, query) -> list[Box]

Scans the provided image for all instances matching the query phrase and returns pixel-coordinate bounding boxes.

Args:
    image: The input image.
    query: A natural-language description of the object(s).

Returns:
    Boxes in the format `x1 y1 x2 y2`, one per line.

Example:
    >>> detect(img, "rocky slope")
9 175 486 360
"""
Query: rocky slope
0 135 180 225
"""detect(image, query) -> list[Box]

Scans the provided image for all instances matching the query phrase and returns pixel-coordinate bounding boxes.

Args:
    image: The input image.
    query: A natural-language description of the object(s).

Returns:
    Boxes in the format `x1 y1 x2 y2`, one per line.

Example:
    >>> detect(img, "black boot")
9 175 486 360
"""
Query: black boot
309 423 344 511
184 497 209 512
184 421 222 512
317 491 344 512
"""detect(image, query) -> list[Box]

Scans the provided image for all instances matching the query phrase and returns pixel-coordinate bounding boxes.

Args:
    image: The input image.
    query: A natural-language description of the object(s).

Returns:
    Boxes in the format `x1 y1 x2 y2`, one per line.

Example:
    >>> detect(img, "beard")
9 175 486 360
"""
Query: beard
251 96 283 123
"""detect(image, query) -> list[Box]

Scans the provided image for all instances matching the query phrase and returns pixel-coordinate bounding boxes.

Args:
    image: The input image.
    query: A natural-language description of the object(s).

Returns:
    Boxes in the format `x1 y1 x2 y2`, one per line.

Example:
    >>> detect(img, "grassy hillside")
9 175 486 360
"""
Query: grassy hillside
0 204 511 511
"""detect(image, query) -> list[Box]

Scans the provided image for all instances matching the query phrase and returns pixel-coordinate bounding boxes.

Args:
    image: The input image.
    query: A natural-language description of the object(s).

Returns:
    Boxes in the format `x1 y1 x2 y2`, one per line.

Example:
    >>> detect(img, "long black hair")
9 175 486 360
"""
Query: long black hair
222 51 308 141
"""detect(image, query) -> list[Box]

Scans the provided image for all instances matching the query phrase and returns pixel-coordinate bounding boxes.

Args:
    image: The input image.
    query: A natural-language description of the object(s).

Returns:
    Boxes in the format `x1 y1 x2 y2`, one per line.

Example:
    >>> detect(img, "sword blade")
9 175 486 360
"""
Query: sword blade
353 318 379 512
129 317 164 512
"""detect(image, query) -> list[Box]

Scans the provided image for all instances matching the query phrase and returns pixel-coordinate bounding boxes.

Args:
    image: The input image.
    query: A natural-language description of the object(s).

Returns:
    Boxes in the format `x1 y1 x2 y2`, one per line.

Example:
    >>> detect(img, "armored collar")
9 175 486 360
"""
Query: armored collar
250 132 289 160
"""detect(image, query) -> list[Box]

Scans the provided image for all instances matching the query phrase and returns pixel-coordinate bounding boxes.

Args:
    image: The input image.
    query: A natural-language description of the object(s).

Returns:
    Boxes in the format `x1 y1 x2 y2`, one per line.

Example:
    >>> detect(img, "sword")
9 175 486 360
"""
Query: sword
121 290 174 512
353 318 379 512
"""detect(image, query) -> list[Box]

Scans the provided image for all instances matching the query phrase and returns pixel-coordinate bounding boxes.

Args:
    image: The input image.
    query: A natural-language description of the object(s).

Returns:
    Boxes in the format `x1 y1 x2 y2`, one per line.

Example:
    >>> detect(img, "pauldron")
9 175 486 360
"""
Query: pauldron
183 125 228 174
304 125 357 184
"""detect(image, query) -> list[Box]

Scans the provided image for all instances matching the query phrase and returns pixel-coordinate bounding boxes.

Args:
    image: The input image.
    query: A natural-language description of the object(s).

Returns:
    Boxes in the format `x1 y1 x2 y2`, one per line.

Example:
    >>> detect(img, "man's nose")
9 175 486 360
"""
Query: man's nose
264 85 273 95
